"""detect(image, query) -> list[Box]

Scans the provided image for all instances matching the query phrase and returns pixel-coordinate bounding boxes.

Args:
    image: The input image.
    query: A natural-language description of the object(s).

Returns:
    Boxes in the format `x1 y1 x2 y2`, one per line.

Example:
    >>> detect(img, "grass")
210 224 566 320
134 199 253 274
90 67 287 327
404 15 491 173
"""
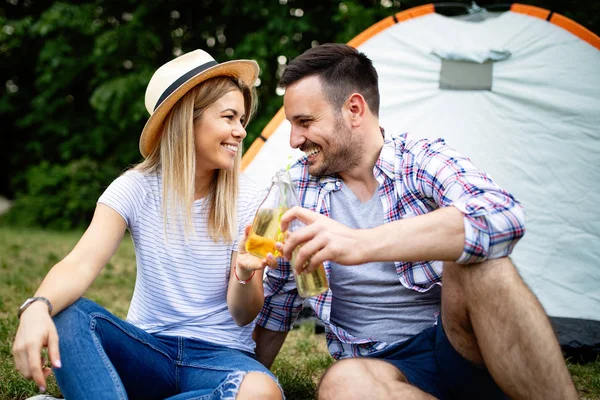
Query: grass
0 226 331 399
0 225 598 399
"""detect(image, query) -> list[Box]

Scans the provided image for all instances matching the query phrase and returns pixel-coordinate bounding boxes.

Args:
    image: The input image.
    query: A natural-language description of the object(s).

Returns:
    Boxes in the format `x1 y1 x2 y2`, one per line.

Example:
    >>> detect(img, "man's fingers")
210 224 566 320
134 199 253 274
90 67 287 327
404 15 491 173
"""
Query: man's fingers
47 326 61 369
296 244 328 275
280 206 318 232
283 224 321 260
265 253 279 269
305 248 329 274
294 250 327 276
292 240 319 274
291 233 330 274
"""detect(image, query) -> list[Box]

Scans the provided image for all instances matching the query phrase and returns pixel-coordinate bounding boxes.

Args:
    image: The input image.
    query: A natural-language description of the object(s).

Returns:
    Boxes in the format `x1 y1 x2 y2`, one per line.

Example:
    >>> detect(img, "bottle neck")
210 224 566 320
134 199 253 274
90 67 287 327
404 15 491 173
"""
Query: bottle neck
274 170 292 185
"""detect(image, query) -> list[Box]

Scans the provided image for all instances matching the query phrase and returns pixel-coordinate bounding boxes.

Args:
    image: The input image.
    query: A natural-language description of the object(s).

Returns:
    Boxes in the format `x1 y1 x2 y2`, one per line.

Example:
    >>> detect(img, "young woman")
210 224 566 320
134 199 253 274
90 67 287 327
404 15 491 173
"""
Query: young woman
12 49 283 400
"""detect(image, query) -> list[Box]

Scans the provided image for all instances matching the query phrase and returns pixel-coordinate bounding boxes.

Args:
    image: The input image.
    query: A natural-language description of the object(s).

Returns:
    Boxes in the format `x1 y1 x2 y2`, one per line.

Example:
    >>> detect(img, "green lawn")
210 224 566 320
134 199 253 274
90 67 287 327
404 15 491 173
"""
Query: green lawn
0 226 598 399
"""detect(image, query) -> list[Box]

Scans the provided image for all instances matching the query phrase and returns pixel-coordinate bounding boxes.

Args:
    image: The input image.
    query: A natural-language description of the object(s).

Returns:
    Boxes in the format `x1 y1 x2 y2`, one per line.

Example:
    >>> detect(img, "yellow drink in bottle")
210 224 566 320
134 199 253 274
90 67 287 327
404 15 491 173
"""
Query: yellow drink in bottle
293 248 329 297
245 208 286 258
245 170 329 298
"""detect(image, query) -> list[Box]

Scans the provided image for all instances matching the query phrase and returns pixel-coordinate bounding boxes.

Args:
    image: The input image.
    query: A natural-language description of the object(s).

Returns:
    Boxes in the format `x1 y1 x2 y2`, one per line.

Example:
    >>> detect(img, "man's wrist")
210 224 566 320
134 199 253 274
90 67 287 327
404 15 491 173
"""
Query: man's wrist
356 228 374 264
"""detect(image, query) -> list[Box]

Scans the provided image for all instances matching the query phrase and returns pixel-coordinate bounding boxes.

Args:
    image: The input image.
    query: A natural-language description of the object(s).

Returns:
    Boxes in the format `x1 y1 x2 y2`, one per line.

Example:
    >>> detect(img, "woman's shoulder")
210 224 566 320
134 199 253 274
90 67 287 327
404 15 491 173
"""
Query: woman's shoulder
120 168 159 186
238 173 266 206
238 173 262 195
121 168 153 181
107 168 159 198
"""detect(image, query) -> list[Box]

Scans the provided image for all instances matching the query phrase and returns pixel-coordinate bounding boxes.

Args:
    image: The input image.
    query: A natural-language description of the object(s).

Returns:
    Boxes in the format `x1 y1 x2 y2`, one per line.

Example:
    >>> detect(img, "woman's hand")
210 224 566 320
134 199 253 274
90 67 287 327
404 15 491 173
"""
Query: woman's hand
236 225 278 277
227 225 280 326
12 302 61 393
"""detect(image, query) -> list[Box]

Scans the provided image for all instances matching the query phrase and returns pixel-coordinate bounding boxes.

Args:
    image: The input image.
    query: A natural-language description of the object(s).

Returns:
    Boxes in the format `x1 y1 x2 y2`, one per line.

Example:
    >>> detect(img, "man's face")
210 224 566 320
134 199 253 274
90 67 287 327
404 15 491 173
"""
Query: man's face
283 76 362 177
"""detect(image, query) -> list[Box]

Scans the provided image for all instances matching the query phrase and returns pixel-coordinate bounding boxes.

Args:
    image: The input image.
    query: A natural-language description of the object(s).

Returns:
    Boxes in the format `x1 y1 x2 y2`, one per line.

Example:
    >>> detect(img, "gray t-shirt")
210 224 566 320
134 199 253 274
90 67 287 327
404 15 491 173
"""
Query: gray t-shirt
329 183 441 343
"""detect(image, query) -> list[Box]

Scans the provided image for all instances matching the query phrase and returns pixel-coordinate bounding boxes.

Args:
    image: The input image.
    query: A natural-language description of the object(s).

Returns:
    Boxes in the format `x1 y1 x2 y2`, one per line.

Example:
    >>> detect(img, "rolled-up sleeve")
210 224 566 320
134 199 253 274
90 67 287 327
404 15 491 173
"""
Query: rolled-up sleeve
256 258 305 332
409 137 526 264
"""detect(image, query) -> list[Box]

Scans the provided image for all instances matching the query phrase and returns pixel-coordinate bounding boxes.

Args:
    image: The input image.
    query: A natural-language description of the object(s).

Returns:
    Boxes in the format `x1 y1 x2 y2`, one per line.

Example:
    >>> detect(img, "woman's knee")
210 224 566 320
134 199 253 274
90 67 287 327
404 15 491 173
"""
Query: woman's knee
237 371 282 400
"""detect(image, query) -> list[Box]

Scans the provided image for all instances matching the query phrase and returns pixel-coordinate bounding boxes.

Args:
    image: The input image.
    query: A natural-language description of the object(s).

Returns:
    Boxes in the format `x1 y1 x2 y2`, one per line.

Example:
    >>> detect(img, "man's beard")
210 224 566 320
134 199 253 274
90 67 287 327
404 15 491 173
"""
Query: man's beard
309 116 363 177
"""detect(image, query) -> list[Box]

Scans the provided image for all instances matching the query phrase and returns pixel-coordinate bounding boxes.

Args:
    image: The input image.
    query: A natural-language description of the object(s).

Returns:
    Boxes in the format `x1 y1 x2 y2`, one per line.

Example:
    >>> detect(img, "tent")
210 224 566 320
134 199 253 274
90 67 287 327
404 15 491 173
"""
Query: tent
242 3 600 360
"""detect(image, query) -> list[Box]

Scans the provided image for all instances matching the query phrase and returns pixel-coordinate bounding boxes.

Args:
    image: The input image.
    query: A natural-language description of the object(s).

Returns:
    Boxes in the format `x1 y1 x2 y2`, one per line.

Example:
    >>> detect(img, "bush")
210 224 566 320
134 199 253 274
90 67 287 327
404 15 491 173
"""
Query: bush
3 159 120 230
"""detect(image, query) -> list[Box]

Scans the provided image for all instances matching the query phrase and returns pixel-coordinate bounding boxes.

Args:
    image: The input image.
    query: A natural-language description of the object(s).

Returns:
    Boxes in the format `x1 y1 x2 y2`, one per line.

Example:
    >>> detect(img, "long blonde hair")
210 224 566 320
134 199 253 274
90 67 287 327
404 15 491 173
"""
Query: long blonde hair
135 76 257 242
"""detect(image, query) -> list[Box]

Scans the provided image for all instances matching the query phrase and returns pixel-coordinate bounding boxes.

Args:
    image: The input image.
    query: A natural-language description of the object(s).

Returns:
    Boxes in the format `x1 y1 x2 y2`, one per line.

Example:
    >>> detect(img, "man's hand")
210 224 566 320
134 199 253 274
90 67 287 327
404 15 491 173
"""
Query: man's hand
278 206 367 274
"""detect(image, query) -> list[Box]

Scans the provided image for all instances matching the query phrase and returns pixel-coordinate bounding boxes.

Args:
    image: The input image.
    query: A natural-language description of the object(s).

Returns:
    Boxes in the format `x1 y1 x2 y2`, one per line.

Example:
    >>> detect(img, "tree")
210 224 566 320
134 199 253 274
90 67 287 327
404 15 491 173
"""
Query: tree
0 0 598 228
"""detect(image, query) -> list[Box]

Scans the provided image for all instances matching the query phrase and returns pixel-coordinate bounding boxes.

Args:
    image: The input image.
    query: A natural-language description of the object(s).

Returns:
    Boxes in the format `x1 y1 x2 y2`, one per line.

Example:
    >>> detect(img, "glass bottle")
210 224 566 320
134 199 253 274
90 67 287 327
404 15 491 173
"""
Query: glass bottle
245 170 329 297
245 171 289 259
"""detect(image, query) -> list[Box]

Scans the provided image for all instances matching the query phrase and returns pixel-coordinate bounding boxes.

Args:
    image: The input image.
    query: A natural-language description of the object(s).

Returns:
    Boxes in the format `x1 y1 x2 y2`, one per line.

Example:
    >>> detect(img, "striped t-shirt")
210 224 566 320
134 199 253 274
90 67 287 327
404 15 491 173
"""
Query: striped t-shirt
98 169 264 353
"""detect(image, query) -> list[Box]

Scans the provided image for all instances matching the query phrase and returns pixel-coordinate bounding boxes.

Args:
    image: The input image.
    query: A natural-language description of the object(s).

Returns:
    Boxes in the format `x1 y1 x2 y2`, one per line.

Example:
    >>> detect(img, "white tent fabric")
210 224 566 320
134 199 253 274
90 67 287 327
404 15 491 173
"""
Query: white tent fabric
242 7 600 325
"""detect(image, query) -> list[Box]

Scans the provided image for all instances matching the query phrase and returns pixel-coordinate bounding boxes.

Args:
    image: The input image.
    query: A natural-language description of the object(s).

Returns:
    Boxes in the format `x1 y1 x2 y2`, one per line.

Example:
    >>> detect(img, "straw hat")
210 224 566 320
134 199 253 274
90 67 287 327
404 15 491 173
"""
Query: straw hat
139 49 259 157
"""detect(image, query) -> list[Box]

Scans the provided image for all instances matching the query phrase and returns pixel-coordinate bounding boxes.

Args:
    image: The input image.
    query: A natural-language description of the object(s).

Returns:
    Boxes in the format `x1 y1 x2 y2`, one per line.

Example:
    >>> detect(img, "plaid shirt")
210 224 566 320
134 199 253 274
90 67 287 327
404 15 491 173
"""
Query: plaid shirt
257 131 525 359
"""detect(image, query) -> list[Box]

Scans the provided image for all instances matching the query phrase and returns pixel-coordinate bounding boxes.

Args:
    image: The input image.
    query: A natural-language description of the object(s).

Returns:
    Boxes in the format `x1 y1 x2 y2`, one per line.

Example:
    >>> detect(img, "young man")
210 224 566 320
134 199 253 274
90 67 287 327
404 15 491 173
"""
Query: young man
254 43 578 399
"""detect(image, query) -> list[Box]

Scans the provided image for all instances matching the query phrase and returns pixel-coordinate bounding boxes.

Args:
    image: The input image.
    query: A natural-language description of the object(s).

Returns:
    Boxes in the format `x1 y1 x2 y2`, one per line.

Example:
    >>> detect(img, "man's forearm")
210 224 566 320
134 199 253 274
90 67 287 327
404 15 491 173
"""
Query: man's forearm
253 325 289 369
364 205 465 263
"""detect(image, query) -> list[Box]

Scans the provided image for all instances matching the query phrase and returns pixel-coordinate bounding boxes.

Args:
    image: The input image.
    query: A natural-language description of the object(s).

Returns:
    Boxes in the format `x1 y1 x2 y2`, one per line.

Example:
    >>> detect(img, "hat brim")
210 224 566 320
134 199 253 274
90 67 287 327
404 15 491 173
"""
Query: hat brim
139 59 259 157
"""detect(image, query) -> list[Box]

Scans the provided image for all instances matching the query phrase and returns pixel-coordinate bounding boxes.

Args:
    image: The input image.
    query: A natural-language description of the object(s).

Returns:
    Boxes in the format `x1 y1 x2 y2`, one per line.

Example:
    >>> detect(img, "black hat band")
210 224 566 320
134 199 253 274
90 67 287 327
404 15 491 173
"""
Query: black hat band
154 60 218 111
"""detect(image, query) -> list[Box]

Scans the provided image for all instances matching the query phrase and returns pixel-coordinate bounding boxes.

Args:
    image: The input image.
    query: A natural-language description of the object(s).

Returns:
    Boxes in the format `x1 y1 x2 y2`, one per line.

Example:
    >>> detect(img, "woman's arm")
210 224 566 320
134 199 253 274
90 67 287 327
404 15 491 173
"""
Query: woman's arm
227 225 272 326
31 204 127 314
12 203 127 391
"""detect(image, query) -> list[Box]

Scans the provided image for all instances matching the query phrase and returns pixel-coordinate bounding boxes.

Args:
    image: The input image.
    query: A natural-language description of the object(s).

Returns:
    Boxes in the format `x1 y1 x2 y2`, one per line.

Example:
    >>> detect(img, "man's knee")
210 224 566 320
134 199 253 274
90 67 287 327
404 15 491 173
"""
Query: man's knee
441 256 538 364
444 257 523 296
318 358 359 394
237 371 282 400
318 358 406 400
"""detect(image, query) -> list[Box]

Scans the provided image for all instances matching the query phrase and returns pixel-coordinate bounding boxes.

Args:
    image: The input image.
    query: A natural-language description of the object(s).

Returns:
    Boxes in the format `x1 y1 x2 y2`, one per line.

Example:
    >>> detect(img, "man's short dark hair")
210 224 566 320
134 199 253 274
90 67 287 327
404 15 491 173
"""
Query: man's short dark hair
279 43 380 116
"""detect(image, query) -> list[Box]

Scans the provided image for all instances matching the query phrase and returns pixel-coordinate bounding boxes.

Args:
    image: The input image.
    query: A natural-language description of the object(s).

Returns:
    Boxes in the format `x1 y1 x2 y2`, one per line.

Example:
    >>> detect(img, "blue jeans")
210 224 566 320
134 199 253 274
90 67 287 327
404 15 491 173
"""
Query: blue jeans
52 298 282 400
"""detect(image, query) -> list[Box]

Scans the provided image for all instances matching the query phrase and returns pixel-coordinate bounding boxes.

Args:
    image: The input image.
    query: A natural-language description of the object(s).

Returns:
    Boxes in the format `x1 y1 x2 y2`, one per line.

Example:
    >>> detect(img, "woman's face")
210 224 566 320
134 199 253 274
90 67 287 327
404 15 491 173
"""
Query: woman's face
193 89 246 173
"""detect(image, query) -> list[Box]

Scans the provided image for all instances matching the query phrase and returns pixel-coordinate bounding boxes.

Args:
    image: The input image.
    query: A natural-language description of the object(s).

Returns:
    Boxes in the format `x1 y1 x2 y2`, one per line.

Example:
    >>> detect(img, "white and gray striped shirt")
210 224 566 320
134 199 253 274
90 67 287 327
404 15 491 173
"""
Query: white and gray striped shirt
98 170 264 353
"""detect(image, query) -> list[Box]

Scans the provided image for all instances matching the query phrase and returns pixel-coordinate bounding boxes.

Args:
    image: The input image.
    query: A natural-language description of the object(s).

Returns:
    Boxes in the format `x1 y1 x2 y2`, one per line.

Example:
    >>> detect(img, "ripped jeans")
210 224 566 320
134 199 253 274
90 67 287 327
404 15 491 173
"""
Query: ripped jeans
52 298 282 400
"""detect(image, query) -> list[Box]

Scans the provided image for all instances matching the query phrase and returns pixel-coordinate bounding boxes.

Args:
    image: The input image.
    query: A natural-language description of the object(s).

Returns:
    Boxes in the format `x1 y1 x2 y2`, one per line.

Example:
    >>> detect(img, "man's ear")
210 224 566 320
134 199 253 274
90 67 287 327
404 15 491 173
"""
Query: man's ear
345 93 367 128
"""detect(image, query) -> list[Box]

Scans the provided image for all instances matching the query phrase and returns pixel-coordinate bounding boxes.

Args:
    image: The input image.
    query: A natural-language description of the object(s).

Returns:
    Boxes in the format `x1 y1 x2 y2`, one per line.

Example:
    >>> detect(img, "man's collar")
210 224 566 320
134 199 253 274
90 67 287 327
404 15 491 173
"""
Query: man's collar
375 130 396 179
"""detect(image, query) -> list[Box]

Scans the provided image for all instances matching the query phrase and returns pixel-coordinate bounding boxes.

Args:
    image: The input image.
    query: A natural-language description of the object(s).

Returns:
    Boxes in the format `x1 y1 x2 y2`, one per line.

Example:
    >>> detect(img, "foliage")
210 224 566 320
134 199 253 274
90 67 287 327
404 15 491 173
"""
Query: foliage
1 0 599 228
3 159 119 230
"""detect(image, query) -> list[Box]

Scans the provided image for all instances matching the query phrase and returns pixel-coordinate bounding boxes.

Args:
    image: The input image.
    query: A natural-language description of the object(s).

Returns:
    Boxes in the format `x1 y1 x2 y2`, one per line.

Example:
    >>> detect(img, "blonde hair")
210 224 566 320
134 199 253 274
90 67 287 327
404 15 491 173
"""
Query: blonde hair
135 76 257 242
